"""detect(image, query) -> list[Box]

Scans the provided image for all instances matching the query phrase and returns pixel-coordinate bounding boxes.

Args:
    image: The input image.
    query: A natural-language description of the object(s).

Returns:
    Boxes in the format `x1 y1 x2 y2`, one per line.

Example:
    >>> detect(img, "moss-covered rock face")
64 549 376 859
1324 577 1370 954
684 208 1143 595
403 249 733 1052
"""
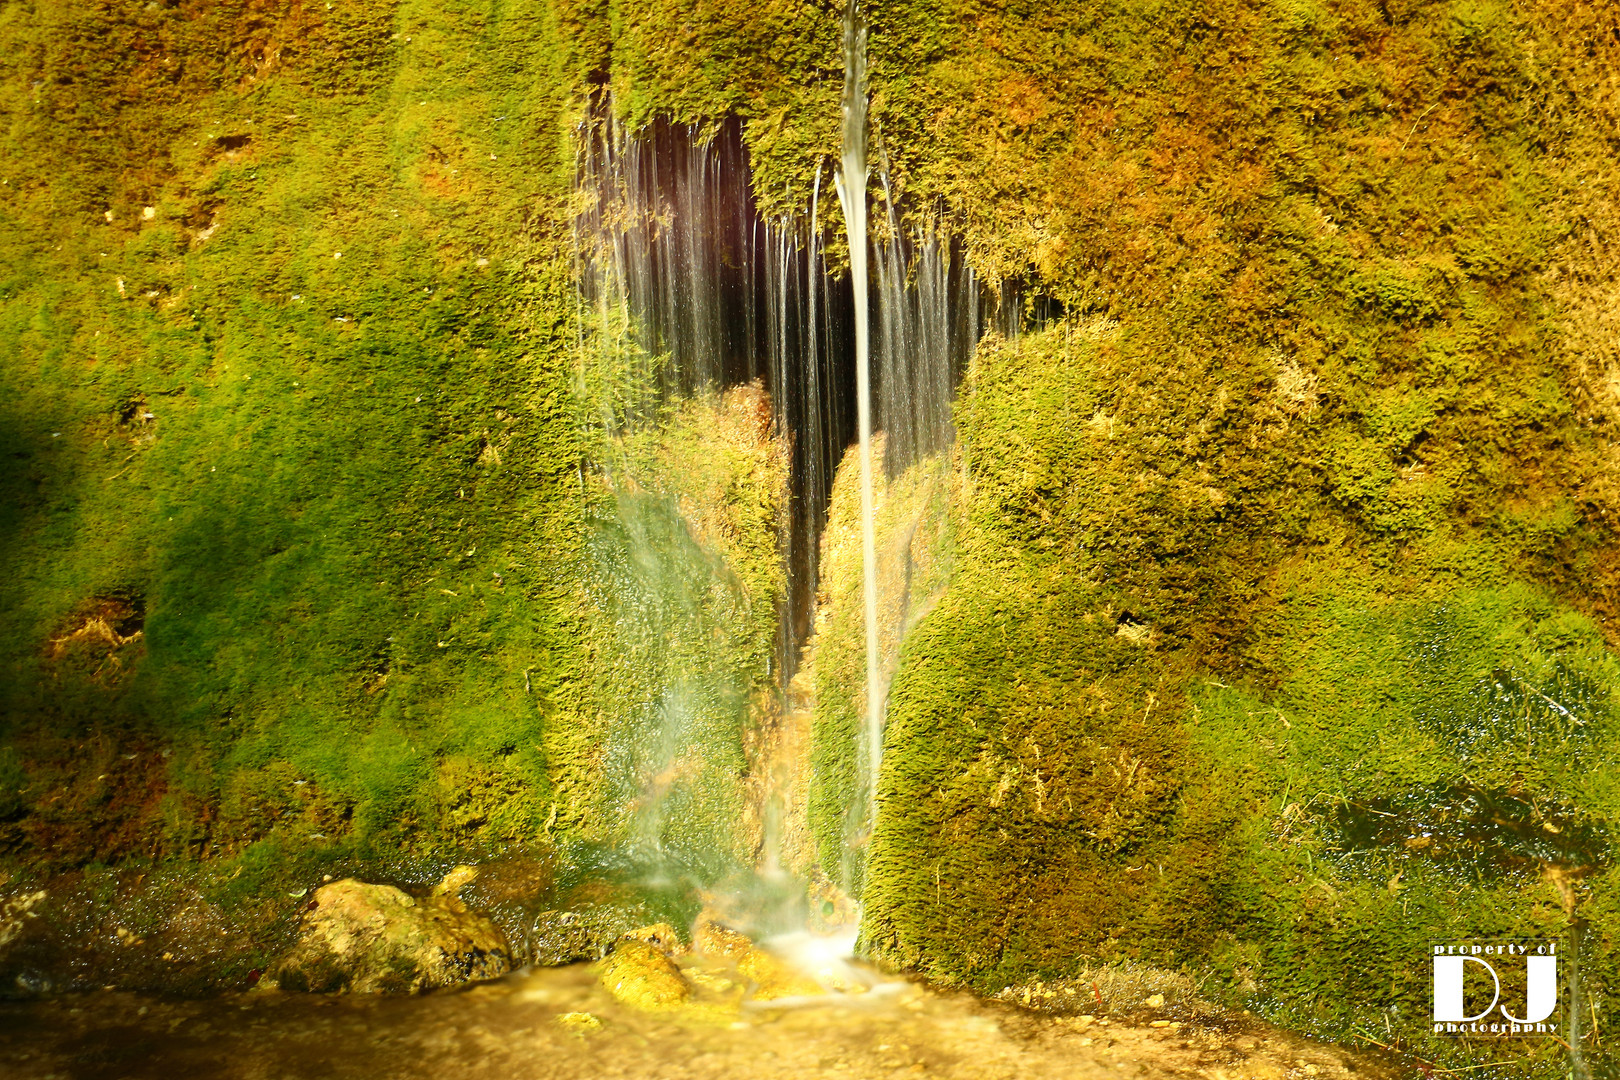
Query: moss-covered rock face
2 0 1618 1072
745 1 1619 1070
844 317 1617 1070
0 0 788 977
0 0 588 873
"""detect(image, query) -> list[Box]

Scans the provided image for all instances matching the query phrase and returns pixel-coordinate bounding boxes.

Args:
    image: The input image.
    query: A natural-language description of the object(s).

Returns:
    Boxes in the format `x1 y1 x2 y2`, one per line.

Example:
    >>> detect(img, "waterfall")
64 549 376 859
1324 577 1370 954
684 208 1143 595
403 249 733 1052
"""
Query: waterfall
573 78 998 892
874 217 979 475
574 112 764 411
832 0 884 830
576 110 858 679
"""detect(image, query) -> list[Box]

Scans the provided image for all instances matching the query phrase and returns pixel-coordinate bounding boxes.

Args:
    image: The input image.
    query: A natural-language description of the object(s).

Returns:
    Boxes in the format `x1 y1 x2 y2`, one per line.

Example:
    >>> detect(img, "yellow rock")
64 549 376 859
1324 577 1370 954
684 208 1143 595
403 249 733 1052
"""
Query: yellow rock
555 1011 602 1032
688 969 739 993
431 865 479 897
257 878 510 994
693 918 752 957
598 940 690 1009
622 922 685 956
738 947 824 1001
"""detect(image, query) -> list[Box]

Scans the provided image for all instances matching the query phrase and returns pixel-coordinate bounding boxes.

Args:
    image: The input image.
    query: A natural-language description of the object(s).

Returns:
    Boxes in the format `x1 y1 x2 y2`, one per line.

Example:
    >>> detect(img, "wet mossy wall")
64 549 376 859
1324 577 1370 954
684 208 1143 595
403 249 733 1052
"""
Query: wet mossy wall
846 325 1618 1072
562 383 788 873
723 0 1619 1070
0 0 789 897
805 435 954 893
2 0 1619 1069
0 0 589 869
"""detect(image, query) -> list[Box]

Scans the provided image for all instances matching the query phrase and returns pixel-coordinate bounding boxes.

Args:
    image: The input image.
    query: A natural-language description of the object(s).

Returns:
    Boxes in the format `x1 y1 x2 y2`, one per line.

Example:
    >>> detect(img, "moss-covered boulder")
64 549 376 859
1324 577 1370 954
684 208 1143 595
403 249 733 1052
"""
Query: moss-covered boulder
596 938 690 1009
821 319 1619 1073
259 878 510 994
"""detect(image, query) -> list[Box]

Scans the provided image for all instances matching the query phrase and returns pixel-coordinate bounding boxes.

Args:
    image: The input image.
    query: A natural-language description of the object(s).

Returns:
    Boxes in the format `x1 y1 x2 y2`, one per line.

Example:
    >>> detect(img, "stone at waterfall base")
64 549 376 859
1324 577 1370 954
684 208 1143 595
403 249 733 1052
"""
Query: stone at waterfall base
526 901 666 966
257 878 511 994
692 918 751 957
737 946 826 1001
554 1011 603 1033
596 939 690 1009
621 921 685 955
692 918 827 1000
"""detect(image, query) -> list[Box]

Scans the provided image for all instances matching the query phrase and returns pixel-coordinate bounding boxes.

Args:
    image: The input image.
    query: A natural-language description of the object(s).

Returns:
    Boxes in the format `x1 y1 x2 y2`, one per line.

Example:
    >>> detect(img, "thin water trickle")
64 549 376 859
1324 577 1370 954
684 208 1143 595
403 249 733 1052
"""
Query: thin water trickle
833 0 885 841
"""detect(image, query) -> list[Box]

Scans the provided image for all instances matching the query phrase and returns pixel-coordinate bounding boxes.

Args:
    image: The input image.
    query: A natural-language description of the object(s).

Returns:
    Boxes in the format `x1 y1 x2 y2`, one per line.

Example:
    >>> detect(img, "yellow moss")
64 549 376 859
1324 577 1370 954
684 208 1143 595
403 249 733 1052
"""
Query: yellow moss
598 939 690 1009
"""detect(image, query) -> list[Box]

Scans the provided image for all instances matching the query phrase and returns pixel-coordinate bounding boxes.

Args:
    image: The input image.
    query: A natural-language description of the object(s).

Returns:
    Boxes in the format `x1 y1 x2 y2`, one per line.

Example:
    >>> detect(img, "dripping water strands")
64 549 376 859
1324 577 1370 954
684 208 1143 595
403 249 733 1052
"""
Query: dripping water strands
831 0 990 886
872 214 980 477
573 100 859 896
575 102 857 684
572 80 1016 905
572 109 765 435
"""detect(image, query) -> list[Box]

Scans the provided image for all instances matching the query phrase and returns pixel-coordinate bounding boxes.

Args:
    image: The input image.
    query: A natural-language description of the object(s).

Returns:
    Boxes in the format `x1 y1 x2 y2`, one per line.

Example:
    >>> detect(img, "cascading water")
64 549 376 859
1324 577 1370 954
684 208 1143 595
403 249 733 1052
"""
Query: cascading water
577 109 857 681
873 195 979 477
829 0 985 872
572 46 1002 907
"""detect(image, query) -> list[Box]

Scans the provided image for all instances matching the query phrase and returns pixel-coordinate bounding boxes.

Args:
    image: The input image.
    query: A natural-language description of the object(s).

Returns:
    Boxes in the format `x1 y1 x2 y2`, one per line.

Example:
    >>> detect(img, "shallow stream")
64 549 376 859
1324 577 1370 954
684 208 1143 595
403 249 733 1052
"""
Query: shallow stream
0 954 1394 1080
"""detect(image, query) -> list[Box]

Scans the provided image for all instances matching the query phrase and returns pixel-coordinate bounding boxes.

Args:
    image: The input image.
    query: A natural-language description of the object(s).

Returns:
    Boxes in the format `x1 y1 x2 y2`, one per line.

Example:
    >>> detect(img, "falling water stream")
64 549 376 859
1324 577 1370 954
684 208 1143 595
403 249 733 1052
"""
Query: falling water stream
832 0 885 832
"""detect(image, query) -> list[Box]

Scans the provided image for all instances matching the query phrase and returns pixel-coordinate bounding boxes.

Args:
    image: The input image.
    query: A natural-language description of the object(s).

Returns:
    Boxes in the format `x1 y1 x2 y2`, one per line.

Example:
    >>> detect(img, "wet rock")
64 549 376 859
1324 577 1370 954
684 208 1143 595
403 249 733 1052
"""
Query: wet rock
11 969 51 995
258 878 510 994
0 891 47 949
528 903 651 966
597 939 689 1009
690 918 825 999
622 922 685 956
431 864 479 897
806 879 860 933
443 851 563 965
686 967 740 993
555 1011 602 1032
737 946 823 1001
692 917 752 957
457 852 554 907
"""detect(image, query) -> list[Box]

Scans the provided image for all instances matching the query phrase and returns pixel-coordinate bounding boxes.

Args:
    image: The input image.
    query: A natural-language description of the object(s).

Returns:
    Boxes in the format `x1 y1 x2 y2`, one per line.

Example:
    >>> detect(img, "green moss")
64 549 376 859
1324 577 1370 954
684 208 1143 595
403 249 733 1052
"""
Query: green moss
805 437 955 893
0 0 590 871
1174 581 1617 1071
542 381 788 874
836 318 1614 1073
0 748 23 820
